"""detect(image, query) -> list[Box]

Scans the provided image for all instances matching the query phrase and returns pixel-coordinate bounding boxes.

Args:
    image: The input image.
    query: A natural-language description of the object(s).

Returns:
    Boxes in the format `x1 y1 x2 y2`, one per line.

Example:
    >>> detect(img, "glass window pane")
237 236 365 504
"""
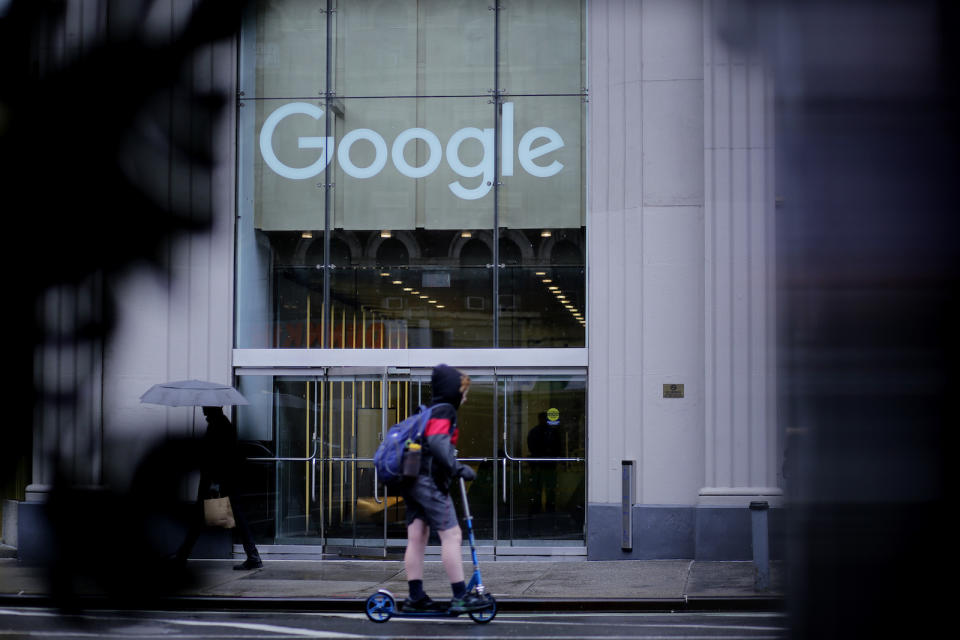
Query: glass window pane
414 375 496 541
325 96 497 348
332 0 417 97
238 3 588 351
498 96 585 230
254 0 327 99
237 230 326 349
499 260 585 348
499 0 585 95
499 375 586 542
273 377 319 542
420 0 495 95
497 94 585 347
252 98 330 232
328 97 495 232
333 0 493 97
330 253 495 349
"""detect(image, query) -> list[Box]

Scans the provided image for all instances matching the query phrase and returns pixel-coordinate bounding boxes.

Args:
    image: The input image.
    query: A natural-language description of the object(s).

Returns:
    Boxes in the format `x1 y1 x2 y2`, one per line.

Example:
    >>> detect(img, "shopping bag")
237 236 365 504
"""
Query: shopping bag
203 496 236 528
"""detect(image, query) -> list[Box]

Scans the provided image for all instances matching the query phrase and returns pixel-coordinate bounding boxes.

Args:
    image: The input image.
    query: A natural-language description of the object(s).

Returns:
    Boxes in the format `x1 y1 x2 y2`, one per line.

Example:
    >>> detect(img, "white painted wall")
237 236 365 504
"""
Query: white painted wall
701 0 779 504
99 27 239 490
27 1 239 495
588 0 706 506
588 0 778 507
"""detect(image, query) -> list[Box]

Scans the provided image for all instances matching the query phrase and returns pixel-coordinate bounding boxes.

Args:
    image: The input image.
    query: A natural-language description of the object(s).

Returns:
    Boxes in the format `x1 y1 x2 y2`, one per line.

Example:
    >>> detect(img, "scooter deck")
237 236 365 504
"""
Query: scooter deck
364 589 497 624
365 479 496 624
392 606 492 618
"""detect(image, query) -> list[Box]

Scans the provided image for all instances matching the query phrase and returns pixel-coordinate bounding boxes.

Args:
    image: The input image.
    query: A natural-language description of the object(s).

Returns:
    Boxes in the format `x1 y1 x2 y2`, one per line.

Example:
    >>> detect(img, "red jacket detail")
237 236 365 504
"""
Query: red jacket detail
424 417 458 444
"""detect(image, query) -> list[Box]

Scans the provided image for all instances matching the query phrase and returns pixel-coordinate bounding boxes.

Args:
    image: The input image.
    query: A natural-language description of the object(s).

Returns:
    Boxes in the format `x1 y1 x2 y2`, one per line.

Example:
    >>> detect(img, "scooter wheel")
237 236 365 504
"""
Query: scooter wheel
365 590 395 623
468 594 497 624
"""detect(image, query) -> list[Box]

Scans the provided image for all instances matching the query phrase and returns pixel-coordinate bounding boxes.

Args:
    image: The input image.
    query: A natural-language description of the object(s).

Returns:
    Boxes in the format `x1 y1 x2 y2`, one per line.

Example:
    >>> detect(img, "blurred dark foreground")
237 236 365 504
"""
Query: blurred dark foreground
755 1 959 639
1 2 957 638
0 0 251 610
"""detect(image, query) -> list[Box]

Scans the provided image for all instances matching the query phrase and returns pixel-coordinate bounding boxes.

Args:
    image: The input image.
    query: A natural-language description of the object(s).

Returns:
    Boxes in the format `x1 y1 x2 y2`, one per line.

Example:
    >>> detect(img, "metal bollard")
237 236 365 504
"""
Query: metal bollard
621 461 635 551
749 501 770 591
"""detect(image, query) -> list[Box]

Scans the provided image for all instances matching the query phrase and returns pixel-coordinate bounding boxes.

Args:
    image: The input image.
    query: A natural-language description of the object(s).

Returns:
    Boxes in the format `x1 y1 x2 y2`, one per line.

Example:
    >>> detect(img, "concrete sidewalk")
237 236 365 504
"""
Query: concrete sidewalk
0 558 784 611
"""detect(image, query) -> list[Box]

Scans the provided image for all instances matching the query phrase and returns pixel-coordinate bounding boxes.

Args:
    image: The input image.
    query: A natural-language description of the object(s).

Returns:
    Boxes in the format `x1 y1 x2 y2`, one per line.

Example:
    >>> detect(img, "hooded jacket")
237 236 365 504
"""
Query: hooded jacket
420 364 470 493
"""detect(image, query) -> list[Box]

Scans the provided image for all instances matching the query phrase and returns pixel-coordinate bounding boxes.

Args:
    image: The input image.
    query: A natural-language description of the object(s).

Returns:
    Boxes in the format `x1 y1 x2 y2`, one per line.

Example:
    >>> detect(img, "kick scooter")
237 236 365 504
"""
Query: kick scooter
364 477 497 624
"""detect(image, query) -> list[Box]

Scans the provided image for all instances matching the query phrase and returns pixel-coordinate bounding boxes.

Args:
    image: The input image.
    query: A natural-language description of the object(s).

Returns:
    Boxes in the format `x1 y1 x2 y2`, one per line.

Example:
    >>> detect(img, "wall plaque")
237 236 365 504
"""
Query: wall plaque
663 383 684 398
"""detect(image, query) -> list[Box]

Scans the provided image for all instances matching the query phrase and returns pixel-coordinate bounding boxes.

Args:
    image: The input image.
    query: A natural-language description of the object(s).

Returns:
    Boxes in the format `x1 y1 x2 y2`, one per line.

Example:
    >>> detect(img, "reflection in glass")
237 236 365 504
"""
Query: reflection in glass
499 376 586 542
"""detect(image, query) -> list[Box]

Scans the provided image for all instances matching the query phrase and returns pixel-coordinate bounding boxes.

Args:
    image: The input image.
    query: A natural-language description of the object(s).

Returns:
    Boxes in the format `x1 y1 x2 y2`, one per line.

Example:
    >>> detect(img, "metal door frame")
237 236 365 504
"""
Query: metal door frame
237 366 587 557
244 367 394 555
499 374 586 547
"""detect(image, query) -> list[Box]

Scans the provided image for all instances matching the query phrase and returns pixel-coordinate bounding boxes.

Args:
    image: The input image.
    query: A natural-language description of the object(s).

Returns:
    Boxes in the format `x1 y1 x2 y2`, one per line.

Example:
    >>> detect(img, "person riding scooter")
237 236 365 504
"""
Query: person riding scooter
399 364 484 613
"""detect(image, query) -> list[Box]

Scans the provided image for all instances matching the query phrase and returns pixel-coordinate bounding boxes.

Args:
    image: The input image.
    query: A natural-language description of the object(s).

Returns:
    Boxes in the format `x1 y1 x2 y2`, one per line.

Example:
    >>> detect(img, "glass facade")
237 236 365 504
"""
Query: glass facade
234 0 586 550
235 372 585 548
237 0 586 349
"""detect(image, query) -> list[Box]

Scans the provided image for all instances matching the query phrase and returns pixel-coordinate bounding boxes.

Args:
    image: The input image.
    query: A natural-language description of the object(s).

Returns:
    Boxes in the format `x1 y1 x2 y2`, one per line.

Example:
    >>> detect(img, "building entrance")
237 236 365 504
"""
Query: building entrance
237 368 585 556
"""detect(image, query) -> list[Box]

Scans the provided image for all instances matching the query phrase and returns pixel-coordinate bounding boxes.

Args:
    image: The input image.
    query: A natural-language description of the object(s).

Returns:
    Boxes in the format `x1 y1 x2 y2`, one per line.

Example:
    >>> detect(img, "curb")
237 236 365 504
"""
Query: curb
0 593 785 613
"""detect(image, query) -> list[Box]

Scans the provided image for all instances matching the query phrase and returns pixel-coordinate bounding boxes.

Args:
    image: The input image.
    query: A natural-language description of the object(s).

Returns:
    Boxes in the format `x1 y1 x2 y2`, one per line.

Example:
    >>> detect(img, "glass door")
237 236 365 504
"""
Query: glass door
237 369 586 553
499 375 586 544
271 375 322 543
441 374 496 545
241 368 489 554
383 371 497 548
321 369 390 553
241 369 393 554
381 370 430 548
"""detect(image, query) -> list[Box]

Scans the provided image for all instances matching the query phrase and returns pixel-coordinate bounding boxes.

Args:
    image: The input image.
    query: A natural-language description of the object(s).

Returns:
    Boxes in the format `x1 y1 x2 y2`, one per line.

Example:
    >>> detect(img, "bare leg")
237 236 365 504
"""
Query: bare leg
404 519 429 581
437 526 464 584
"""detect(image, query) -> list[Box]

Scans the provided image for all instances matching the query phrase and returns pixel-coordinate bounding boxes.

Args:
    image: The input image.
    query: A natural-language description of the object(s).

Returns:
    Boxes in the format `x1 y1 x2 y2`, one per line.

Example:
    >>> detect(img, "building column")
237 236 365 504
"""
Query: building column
27 279 106 502
700 1 780 507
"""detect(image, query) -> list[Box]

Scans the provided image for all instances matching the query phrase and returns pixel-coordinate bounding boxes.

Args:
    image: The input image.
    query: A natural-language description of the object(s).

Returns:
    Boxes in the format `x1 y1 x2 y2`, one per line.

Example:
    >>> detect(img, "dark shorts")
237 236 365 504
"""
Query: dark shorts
402 475 458 532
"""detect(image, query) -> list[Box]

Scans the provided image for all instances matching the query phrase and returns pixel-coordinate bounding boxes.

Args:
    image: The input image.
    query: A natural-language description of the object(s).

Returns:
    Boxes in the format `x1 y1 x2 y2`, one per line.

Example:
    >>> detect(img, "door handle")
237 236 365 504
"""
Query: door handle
245 437 321 462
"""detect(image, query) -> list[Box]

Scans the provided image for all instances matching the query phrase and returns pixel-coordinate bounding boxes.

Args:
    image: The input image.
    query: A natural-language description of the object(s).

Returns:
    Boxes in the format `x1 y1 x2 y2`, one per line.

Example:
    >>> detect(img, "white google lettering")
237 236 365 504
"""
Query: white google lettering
259 102 333 179
258 101 564 200
446 127 495 200
392 127 442 179
518 126 564 178
338 128 387 179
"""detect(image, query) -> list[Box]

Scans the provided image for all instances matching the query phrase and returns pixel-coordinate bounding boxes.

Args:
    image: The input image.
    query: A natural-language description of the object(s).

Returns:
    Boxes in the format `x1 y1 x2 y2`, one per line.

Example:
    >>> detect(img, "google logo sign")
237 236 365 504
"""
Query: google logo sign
259 102 565 201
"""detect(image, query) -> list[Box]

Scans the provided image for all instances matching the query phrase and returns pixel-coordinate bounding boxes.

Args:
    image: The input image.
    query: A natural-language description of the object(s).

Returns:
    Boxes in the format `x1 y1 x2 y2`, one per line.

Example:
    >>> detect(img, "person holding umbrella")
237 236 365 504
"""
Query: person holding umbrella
173 405 262 570
140 380 262 570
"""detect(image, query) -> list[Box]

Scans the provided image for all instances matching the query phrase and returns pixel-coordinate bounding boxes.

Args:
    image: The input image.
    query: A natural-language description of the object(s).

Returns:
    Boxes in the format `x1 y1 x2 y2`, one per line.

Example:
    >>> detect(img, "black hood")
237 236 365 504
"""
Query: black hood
431 364 463 409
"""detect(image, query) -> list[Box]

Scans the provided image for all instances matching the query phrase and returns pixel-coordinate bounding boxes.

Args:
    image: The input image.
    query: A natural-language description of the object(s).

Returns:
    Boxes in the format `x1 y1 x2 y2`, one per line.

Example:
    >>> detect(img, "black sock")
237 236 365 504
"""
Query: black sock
451 581 466 598
408 579 425 601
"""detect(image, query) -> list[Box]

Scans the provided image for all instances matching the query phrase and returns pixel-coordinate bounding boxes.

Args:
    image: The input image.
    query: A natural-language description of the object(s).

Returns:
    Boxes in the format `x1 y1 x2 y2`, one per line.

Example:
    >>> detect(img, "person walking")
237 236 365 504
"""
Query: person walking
400 364 484 613
174 406 262 570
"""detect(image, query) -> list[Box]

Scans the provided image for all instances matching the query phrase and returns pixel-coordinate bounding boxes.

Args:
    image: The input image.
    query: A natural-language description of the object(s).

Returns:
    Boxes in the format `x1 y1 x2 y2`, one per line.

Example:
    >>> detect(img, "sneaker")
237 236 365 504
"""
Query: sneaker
233 557 263 570
401 595 442 612
448 592 487 613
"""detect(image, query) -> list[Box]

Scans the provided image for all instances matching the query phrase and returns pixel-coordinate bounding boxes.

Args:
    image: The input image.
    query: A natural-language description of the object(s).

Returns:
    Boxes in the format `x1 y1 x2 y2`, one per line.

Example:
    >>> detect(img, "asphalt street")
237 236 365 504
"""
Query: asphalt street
0 607 788 639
